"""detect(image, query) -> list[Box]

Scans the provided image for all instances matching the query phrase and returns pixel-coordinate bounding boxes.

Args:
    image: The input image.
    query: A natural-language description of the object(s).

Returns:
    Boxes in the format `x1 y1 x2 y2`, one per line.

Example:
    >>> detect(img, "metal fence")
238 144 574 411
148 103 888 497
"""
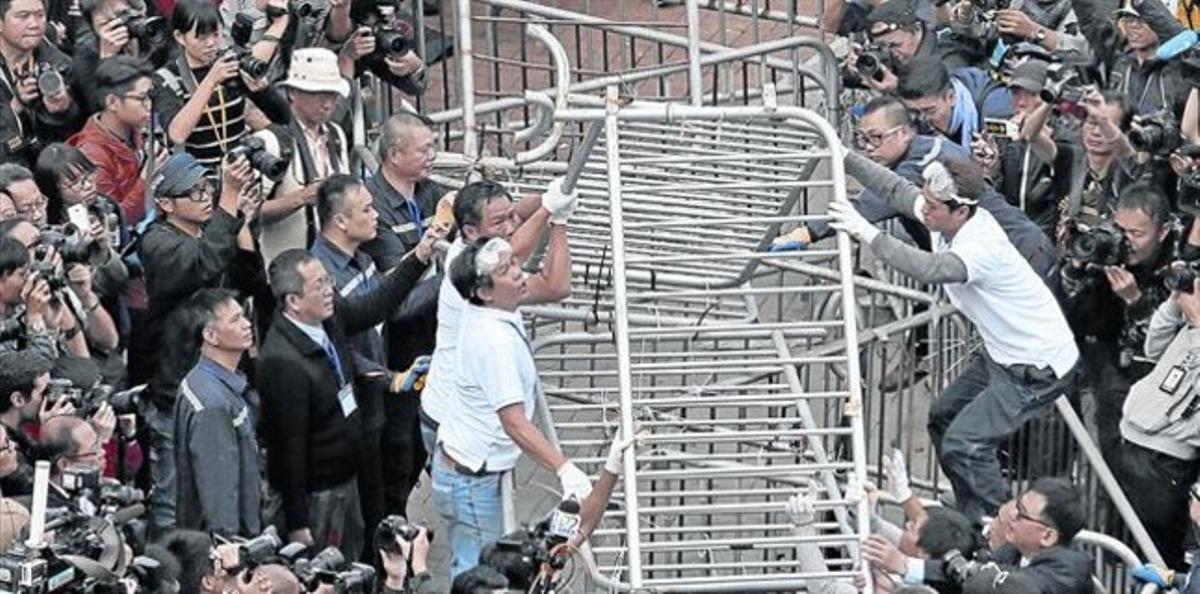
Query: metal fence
398 1 1165 591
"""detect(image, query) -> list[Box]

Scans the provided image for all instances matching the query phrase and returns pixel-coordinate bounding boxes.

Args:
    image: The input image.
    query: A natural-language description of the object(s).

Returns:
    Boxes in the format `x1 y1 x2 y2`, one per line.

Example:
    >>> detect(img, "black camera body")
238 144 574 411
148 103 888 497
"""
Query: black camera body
1040 63 1090 120
39 223 97 266
1130 108 1180 155
227 137 287 181
1060 219 1131 288
264 0 314 19
0 546 50 594
942 549 983 585
853 45 895 83
113 8 167 46
1166 260 1200 293
44 380 146 417
373 515 432 554
291 547 346 591
229 13 269 79
231 527 282 573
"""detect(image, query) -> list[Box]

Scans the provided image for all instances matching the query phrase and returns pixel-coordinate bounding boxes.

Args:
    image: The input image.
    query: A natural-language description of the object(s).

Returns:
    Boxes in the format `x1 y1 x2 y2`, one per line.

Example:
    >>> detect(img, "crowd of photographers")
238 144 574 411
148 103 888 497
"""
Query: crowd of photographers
784 0 1200 589
0 0 634 590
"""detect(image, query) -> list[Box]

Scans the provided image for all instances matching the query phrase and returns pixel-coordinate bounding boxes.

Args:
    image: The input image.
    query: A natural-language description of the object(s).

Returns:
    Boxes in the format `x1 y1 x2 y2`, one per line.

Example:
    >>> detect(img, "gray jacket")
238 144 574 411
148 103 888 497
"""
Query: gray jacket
1121 299 1200 461
174 356 263 536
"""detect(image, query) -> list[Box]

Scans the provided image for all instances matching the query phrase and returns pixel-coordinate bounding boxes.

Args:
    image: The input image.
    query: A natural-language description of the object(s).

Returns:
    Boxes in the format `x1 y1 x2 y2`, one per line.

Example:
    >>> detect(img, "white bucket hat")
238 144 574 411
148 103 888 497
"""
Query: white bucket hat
280 48 350 97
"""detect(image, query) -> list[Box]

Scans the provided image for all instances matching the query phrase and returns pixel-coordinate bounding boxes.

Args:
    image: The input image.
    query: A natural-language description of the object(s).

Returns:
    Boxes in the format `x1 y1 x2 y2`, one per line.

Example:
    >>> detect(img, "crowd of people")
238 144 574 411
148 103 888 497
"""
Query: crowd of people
0 0 635 590
780 0 1200 588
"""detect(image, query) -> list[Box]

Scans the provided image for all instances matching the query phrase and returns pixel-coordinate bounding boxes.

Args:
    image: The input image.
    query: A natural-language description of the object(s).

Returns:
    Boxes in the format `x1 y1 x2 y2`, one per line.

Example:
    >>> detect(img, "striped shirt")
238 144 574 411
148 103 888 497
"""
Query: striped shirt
151 62 249 171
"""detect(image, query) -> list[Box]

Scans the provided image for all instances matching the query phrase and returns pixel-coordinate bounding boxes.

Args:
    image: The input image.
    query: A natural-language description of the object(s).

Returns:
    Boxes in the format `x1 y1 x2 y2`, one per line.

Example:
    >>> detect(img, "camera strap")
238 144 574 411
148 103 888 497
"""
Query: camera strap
286 119 344 246
176 56 230 153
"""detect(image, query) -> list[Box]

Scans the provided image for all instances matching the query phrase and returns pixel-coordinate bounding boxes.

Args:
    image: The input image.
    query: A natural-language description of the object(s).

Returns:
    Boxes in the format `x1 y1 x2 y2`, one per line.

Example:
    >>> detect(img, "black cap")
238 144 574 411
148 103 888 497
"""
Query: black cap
867 0 919 31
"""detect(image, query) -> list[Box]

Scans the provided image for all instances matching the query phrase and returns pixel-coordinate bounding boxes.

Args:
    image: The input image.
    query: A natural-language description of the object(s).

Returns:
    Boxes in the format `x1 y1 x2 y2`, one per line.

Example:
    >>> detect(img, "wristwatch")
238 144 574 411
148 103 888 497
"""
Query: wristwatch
1034 27 1047 43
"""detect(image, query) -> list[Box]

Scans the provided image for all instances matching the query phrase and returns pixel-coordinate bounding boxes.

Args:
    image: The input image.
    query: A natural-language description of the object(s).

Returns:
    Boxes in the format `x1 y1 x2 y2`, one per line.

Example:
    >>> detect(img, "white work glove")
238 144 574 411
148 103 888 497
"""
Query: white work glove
542 177 579 224
604 431 626 475
844 473 868 506
827 199 880 244
883 448 913 503
785 484 817 527
557 461 593 501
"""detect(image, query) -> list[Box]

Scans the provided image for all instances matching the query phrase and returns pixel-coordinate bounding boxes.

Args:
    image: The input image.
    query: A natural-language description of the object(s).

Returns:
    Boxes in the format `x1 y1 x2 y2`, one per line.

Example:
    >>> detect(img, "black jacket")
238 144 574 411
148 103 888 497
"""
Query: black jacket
257 254 428 531
934 545 1093 594
0 39 85 168
139 208 265 409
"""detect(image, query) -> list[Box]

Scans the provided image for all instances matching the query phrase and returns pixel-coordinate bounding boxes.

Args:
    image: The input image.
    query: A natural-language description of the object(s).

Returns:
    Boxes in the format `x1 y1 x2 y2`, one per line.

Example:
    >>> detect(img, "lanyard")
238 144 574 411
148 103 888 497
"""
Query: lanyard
405 198 423 238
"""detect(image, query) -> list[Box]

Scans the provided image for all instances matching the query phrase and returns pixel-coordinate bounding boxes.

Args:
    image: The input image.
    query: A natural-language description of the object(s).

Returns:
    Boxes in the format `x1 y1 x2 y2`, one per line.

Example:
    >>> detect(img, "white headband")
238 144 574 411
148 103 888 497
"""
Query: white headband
475 237 513 277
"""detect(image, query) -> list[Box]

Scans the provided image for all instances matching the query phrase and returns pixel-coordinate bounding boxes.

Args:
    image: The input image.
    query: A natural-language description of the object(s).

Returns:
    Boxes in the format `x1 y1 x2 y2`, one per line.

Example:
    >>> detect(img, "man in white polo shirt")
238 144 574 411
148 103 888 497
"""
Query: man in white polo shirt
830 153 1079 525
420 179 574 456
434 237 591 579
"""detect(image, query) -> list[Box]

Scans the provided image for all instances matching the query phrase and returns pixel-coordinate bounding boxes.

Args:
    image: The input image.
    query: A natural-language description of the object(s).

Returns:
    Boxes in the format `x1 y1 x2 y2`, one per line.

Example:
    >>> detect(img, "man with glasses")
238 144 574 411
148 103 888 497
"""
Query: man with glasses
896 58 1013 152
846 0 978 93
0 163 47 227
68 56 167 224
0 236 54 359
40 414 108 489
138 151 261 537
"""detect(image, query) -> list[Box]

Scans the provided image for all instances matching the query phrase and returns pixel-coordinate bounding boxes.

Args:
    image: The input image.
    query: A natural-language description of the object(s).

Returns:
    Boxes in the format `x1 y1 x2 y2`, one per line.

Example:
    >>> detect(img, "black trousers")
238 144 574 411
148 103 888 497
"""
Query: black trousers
381 391 427 516
1115 438 1200 571
356 426 384 563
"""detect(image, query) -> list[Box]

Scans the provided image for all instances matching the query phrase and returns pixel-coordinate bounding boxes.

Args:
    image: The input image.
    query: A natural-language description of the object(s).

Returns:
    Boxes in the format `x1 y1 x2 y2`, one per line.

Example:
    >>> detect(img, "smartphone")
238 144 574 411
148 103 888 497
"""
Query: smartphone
983 118 1019 141
67 203 89 232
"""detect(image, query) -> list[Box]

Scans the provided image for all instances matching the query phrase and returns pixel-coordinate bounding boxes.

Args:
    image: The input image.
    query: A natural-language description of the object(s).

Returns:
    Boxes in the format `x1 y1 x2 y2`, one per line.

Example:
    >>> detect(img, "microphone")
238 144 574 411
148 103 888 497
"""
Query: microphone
547 498 581 544
1158 29 1198 61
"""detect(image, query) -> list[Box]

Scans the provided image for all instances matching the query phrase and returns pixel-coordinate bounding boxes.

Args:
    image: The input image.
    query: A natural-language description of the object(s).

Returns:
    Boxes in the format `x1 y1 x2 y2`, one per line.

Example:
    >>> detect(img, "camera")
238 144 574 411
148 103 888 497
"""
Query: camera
45 378 83 409
1064 219 1129 267
0 545 55 594
44 380 147 417
229 13 269 79
942 549 983 585
357 5 415 58
0 315 21 343
39 223 98 266
264 0 314 19
291 547 346 591
112 8 167 46
1040 63 1090 120
373 515 433 554
853 45 895 83
227 137 287 181
227 527 282 572
34 63 64 98
1165 260 1200 293
61 464 102 495
1129 108 1180 155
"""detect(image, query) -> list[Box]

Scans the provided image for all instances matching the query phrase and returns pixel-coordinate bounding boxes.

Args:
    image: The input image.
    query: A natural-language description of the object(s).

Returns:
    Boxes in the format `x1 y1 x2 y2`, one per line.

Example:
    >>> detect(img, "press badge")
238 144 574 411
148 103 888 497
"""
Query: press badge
1161 365 1187 394
337 383 357 418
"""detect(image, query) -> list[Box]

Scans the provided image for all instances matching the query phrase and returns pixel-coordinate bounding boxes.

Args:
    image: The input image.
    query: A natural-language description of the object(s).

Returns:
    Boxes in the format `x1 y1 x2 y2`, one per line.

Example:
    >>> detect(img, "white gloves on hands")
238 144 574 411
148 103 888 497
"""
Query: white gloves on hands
542 177 579 225
604 431 627 476
785 484 817 527
883 448 913 503
557 461 593 502
828 199 880 244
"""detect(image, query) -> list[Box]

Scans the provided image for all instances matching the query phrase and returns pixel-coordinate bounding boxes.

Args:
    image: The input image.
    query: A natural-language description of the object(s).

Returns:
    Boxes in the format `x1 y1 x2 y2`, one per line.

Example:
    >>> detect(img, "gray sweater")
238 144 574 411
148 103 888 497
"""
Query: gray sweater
1121 299 1200 461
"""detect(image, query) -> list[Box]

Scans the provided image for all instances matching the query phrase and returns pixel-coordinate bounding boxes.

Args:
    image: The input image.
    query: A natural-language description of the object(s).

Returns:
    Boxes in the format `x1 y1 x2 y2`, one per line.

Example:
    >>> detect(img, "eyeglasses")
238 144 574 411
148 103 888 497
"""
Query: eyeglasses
123 93 152 107
64 172 96 192
15 194 47 214
1014 497 1057 532
173 184 214 203
854 125 905 149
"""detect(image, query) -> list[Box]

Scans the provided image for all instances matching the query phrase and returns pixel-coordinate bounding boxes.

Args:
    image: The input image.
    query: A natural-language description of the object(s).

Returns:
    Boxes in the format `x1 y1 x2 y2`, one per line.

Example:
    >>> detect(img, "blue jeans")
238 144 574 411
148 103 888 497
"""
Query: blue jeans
430 453 504 579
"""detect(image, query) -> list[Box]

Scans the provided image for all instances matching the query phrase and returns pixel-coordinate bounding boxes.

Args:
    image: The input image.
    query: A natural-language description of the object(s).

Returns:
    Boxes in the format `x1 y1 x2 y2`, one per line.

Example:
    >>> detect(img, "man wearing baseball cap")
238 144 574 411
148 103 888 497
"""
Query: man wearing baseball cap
853 0 976 92
829 154 1079 527
255 47 352 269
138 151 261 535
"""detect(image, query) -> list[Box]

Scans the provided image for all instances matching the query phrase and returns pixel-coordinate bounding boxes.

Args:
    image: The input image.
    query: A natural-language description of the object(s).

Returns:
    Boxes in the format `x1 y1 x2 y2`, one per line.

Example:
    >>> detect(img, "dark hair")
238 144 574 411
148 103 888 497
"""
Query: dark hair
862 95 913 129
449 238 494 306
140 542 183 594
317 174 363 226
0 0 43 20
93 55 153 113
39 414 89 466
170 0 221 36
1031 477 1085 543
1117 180 1171 227
897 58 952 100
0 236 29 278
939 158 983 217
186 288 239 342
454 180 510 235
158 530 215 594
268 248 317 301
35 143 96 222
0 164 34 196
451 565 509 594
916 506 979 558
0 351 52 414
80 0 146 29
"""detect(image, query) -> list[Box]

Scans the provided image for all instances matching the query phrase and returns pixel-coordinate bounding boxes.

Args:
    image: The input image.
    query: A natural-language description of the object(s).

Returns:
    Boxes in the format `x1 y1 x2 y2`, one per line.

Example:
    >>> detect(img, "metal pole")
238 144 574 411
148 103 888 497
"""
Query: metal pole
604 84 645 588
563 121 604 193
455 0 478 160
686 0 703 106
1054 396 1165 565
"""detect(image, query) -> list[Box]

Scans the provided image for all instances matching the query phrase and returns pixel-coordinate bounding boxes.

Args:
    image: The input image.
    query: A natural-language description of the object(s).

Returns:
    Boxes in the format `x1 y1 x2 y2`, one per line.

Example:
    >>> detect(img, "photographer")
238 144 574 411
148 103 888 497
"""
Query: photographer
378 525 436 594
70 0 170 110
0 235 58 359
0 349 53 494
1072 0 1189 118
68 56 167 224
906 479 1092 593
138 152 262 536
1055 91 1139 234
1059 183 1176 464
40 413 107 486
897 58 1012 151
150 0 291 171
162 530 301 594
0 0 84 169
859 506 981 593
173 288 261 538
254 48 350 268
845 1 978 93
217 0 290 78
1109 283 1200 570
338 8 425 97
943 0 1091 62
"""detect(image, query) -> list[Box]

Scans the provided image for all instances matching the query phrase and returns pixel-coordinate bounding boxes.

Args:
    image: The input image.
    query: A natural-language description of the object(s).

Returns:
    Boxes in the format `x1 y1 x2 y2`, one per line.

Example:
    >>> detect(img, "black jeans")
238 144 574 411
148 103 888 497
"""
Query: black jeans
1115 439 1200 571
381 391 427 516
928 353 1079 524
1079 340 1152 466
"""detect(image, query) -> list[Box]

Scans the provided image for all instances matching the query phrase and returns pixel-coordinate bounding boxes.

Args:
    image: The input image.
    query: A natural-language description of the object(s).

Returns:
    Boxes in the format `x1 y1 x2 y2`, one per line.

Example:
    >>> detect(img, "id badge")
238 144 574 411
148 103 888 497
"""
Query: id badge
1161 365 1187 394
337 383 357 418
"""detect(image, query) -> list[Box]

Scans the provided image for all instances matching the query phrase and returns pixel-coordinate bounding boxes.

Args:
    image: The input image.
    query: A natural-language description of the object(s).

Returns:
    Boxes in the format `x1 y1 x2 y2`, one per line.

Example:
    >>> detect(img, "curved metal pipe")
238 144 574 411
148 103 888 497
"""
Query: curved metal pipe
513 23 569 165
